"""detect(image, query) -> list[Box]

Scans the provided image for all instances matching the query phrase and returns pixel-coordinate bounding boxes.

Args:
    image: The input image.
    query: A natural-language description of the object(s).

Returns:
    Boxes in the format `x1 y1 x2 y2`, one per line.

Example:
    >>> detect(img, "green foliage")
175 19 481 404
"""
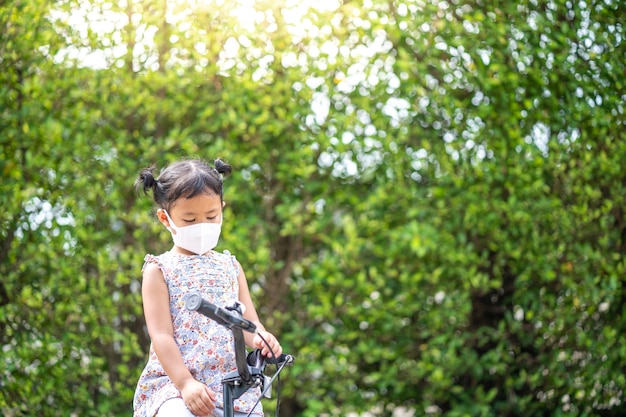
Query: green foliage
1 0 624 416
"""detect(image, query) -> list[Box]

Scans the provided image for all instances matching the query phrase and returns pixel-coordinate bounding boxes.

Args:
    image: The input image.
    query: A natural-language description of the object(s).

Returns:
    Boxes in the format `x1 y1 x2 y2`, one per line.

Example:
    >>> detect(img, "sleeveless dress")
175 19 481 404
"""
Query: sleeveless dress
133 250 262 417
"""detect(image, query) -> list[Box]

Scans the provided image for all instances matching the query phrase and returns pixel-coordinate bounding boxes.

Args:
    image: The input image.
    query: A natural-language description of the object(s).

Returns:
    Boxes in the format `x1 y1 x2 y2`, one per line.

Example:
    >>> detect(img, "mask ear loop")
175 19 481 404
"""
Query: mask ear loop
162 210 179 232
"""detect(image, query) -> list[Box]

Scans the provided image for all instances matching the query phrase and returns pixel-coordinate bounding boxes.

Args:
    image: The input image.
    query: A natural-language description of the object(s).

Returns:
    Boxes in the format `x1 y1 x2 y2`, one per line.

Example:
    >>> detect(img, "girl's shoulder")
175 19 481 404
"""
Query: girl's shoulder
143 253 160 264
218 249 236 261
141 251 181 273
219 249 241 269
141 253 160 272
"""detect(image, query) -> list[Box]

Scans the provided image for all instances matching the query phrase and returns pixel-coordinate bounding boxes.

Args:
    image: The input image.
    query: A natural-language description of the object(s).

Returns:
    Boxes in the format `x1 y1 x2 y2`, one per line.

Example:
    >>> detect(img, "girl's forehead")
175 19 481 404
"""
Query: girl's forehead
171 193 221 212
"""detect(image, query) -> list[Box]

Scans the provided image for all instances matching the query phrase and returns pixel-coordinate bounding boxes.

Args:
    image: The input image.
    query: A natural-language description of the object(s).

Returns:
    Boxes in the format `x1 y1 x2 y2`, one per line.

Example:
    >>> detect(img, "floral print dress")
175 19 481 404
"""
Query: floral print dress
133 250 262 417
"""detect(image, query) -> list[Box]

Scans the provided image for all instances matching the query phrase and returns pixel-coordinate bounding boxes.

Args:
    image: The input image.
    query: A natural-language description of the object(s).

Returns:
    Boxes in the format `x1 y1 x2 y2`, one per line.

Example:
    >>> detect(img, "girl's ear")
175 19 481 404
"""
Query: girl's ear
156 209 170 228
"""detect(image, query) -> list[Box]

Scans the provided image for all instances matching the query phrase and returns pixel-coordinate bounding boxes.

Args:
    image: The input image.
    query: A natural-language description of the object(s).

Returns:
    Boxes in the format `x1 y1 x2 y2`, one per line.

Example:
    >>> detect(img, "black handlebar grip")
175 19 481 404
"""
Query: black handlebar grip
185 292 257 332
246 349 295 366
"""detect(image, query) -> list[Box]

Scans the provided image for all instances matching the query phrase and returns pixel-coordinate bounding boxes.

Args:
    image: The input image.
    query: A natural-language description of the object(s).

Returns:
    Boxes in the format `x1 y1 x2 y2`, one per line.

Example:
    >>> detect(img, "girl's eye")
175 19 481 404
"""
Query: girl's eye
183 219 195 223
207 216 218 220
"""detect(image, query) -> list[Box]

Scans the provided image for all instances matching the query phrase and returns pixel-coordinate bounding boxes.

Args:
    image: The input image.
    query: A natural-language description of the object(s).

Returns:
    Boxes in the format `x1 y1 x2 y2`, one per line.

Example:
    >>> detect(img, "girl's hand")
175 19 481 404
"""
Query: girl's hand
254 331 283 359
180 379 216 417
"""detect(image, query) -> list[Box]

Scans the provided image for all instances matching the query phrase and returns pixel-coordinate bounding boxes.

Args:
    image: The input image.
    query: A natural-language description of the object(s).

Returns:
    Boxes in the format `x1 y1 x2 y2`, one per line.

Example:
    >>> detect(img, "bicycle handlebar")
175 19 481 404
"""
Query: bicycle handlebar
185 292 258 333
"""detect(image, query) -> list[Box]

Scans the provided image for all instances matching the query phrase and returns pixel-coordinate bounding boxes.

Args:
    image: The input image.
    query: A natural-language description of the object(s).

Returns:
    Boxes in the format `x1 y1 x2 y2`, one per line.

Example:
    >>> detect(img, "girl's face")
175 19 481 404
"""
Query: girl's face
158 192 223 230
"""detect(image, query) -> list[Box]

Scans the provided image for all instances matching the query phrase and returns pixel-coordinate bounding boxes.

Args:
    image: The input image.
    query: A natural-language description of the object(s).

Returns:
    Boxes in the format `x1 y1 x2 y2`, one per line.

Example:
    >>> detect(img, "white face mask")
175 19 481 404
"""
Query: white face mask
163 210 222 255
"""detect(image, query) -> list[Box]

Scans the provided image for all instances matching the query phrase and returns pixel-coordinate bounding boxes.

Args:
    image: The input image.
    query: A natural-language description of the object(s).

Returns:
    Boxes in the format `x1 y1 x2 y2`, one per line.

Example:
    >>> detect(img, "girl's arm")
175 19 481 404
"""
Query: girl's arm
142 262 216 415
236 263 283 358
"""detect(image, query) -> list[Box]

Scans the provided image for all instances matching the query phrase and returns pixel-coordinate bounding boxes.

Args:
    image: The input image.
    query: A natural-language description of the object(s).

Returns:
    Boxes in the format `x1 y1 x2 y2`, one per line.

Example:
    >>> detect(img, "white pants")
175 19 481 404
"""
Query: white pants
157 398 249 417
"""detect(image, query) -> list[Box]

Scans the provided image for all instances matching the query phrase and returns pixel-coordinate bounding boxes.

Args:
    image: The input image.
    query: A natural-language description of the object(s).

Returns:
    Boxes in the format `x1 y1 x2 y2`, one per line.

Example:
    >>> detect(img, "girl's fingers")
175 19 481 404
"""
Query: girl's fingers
204 386 217 402
262 335 282 357
187 389 215 416
190 398 212 416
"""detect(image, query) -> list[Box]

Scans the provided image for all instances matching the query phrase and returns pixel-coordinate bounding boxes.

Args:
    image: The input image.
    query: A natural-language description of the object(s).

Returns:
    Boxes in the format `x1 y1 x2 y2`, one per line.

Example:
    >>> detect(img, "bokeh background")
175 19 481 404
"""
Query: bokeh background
1 0 625 416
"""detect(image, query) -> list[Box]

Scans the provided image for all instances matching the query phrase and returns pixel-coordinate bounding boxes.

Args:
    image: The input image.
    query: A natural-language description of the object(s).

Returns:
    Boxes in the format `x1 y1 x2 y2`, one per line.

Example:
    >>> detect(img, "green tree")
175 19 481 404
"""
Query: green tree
290 1 626 416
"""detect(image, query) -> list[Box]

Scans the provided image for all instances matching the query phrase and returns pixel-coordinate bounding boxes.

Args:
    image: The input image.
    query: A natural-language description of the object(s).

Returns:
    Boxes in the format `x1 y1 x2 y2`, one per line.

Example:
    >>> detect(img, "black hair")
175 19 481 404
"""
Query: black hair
135 159 232 211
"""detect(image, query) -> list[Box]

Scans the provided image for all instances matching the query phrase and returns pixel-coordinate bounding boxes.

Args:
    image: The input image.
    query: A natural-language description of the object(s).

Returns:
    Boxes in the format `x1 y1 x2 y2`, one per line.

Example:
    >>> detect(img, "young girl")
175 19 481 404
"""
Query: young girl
133 158 282 417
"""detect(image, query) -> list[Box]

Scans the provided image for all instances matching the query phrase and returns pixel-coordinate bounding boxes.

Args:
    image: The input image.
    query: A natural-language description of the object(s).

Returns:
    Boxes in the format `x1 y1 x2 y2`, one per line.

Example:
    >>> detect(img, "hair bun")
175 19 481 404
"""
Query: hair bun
136 165 158 194
214 158 232 177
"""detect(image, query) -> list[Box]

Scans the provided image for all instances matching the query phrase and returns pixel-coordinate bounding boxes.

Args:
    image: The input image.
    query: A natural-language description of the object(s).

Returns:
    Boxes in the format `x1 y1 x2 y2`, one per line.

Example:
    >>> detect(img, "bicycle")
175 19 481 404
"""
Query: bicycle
185 292 295 417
